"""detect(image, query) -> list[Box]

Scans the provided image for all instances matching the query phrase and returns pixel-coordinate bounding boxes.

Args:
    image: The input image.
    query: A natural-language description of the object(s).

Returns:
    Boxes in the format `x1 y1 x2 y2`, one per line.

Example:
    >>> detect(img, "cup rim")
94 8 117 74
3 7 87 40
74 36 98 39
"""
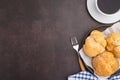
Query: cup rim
95 0 120 16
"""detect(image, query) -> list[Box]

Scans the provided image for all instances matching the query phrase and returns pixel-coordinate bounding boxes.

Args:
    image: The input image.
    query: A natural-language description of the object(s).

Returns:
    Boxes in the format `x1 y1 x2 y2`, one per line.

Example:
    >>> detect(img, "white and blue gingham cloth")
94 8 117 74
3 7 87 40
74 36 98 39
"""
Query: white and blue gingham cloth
68 71 120 80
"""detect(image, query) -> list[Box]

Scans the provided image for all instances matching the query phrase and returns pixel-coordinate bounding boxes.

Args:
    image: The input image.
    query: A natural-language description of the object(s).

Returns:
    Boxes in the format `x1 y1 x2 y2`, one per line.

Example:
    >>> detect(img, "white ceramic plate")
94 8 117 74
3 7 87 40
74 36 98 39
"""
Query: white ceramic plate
87 0 120 24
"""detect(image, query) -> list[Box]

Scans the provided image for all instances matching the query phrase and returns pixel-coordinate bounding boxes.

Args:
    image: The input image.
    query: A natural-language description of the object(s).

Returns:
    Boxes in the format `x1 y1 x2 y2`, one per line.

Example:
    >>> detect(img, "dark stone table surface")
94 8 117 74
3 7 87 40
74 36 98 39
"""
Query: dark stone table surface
0 0 110 80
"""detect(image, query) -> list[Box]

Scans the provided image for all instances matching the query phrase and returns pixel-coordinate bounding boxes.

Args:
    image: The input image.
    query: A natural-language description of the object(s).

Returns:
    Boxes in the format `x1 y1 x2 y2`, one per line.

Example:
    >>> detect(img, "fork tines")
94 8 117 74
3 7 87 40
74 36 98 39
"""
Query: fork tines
71 37 78 45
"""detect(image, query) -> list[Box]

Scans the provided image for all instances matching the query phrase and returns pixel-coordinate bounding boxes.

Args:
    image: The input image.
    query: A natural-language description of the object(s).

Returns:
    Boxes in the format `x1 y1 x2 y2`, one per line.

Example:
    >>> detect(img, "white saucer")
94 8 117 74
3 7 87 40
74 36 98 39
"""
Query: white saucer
87 0 120 24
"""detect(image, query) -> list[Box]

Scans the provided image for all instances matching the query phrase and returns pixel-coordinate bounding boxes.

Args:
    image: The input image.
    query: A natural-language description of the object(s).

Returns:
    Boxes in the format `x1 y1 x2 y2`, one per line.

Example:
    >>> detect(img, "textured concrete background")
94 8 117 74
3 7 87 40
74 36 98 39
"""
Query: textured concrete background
0 0 104 80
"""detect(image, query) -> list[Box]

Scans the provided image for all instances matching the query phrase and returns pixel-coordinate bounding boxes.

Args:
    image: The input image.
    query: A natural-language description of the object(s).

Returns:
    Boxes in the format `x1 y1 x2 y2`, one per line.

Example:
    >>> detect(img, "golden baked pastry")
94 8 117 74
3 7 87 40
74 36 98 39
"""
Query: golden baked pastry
83 37 105 57
90 30 107 47
106 33 120 57
83 30 106 57
113 46 120 58
92 51 119 77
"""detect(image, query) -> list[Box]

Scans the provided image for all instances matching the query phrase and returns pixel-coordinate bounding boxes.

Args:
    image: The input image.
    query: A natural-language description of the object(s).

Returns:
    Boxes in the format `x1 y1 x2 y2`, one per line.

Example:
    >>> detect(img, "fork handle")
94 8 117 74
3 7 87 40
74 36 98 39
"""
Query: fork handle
78 57 85 71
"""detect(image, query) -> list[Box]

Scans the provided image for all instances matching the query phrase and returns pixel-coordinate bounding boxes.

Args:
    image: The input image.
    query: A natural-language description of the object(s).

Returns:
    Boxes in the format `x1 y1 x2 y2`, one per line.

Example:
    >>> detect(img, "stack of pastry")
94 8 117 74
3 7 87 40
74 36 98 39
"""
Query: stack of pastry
83 30 119 77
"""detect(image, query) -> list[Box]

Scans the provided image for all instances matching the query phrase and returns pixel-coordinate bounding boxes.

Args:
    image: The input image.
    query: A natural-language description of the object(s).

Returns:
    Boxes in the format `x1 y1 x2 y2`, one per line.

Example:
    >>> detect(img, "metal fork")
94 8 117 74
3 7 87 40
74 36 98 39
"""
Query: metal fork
71 37 95 74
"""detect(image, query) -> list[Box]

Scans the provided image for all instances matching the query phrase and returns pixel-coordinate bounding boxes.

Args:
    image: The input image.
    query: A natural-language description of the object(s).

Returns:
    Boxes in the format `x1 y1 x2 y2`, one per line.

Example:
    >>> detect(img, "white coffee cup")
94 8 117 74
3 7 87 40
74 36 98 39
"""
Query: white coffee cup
95 0 120 16
87 0 120 24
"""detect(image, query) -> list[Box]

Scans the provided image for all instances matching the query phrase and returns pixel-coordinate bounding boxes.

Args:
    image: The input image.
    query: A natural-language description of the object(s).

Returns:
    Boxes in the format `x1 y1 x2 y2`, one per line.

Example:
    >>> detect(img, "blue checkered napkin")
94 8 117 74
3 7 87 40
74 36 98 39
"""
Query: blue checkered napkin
68 71 98 80
68 71 120 80
108 73 120 80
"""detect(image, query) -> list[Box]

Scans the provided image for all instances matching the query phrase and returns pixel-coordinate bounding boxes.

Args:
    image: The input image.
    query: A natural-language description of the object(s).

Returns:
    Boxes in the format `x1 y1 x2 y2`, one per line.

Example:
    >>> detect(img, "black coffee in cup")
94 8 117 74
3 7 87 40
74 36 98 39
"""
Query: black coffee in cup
98 0 120 14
